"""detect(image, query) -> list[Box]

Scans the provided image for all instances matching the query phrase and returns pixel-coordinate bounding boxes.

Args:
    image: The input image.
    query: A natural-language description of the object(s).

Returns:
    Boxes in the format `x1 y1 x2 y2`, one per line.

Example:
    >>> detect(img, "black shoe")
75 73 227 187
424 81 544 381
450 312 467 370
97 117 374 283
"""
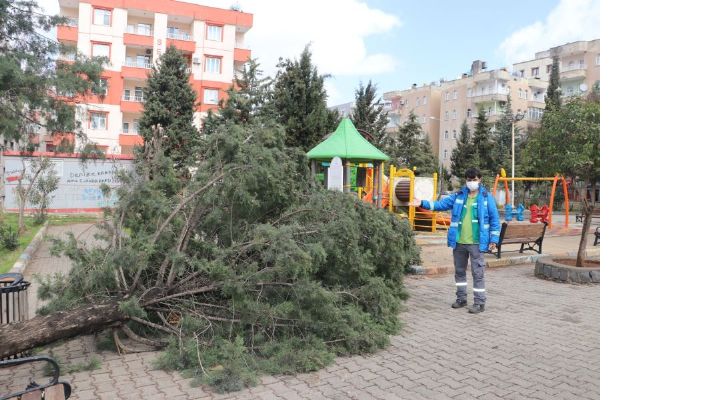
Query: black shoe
451 299 467 309
468 304 485 314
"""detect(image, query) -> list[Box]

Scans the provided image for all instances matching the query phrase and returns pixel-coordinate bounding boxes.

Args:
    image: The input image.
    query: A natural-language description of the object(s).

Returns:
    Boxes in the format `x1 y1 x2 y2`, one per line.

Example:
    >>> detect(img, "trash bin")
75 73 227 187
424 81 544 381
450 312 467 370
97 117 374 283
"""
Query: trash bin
1 273 31 360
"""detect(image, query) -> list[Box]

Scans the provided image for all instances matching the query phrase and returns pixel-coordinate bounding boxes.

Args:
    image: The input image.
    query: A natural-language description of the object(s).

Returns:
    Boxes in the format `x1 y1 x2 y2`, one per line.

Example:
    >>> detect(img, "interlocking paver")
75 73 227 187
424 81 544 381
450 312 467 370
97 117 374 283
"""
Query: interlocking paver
4 224 599 400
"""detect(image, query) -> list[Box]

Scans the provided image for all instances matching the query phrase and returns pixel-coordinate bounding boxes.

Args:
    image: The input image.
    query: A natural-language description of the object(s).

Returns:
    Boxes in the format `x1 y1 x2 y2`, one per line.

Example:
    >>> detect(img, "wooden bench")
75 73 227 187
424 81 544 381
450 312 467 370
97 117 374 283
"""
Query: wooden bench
0 356 72 400
493 222 547 259
576 207 600 223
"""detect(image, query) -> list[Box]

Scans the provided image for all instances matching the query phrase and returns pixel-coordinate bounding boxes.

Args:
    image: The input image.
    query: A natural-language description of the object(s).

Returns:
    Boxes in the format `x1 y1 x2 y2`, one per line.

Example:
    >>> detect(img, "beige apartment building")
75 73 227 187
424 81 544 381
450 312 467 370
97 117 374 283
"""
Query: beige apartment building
383 84 442 157
55 0 253 155
385 61 548 170
436 60 548 169
513 39 600 98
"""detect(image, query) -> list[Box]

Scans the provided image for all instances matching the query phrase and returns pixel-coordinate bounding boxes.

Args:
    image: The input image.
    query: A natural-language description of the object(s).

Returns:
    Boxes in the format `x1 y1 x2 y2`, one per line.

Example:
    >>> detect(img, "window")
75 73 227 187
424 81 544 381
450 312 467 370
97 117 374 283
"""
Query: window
205 56 221 74
453 129 457 139
207 25 222 41
579 59 585 68
134 87 143 102
452 109 457 120
596 54 600 65
123 122 129 133
444 111 449 121
204 88 219 104
568 61 575 69
546 64 552 73
445 131 449 139
444 149 448 159
445 92 449 101
453 91 458 100
467 108 472 118
467 88 473 97
90 112 107 130
532 67 539 77
422 96 427 105
518 88 524 99
136 23 151 36
416 97 420 106
93 8 111 26
92 43 110 58
518 69 524 77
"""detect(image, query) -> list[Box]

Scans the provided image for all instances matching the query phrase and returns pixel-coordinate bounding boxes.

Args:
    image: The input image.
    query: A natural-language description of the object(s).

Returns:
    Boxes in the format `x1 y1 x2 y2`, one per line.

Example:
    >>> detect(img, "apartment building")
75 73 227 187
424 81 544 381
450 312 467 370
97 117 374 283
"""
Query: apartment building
56 0 253 155
383 83 442 158
513 39 600 99
437 61 546 169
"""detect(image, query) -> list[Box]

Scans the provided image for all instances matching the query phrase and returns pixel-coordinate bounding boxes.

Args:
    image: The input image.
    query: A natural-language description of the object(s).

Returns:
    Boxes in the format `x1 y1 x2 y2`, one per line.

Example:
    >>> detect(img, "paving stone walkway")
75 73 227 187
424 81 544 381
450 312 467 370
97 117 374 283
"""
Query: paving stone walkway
3 230 600 400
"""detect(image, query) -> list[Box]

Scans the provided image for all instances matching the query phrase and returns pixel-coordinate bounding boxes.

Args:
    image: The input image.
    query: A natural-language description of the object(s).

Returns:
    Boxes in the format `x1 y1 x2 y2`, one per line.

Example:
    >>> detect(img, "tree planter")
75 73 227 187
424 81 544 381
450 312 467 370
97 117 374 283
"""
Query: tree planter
534 257 600 284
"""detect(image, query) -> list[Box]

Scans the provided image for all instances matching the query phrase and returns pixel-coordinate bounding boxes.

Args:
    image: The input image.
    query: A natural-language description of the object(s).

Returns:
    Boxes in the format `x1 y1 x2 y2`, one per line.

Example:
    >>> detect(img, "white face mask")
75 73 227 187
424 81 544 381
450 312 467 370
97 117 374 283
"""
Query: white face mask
466 181 479 191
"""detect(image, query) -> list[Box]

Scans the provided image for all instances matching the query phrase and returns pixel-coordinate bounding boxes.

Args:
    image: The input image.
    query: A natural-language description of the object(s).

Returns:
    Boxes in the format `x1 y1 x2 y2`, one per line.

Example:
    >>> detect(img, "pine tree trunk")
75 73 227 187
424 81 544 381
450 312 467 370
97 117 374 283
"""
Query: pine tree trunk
576 199 593 268
0 303 128 359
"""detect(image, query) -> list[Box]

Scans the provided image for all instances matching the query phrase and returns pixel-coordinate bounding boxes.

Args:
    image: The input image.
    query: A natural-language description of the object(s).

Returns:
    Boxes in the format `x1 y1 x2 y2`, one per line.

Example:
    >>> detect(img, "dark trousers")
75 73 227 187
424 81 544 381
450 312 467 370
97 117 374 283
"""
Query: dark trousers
453 243 486 304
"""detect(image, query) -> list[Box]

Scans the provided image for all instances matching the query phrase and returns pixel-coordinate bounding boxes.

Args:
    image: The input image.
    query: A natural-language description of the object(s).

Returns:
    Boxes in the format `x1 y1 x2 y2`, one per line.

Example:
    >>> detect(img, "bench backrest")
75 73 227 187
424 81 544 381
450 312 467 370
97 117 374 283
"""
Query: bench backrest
502 222 546 239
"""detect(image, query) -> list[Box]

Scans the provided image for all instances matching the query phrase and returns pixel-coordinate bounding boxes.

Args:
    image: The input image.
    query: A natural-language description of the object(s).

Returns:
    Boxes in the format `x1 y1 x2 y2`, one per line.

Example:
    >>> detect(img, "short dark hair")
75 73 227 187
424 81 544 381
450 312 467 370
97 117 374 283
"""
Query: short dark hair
465 168 481 179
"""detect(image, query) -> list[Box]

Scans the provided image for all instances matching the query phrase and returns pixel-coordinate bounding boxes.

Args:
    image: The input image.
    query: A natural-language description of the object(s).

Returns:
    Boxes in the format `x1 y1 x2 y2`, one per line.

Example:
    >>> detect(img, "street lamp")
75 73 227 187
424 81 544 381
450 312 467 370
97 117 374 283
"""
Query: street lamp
511 110 525 206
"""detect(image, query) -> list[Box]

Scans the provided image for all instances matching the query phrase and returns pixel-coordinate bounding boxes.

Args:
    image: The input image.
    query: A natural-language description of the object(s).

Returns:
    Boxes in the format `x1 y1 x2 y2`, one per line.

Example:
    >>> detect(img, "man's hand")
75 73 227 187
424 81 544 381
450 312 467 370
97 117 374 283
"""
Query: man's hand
409 198 422 207
488 243 497 252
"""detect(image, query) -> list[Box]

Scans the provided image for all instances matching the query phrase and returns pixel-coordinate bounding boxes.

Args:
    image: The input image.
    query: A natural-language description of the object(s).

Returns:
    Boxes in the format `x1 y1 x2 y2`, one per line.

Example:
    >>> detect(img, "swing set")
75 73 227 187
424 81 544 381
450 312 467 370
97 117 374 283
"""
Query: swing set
492 170 570 228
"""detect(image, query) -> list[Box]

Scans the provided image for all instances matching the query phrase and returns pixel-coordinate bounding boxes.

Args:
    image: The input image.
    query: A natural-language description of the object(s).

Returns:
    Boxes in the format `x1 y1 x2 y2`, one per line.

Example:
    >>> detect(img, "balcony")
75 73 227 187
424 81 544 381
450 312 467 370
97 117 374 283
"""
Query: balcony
122 59 152 80
120 95 144 113
165 30 194 52
472 69 511 83
471 92 508 103
124 25 153 47
57 18 78 42
560 67 587 81
234 48 251 62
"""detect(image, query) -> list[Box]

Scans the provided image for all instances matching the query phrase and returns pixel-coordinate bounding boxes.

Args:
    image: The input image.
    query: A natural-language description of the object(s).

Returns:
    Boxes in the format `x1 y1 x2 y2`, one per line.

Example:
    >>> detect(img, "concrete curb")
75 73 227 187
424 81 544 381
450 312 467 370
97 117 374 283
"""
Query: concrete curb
411 247 601 276
9 221 49 275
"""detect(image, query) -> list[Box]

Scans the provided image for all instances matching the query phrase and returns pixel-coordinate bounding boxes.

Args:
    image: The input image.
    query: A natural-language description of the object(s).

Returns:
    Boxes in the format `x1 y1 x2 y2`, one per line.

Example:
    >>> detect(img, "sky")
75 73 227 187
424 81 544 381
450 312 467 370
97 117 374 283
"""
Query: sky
36 0 599 106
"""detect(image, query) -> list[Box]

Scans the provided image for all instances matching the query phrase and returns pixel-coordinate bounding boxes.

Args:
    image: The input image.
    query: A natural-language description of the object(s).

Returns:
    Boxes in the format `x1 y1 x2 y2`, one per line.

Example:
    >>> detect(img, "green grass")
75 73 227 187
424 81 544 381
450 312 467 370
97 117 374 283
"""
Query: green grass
0 213 102 274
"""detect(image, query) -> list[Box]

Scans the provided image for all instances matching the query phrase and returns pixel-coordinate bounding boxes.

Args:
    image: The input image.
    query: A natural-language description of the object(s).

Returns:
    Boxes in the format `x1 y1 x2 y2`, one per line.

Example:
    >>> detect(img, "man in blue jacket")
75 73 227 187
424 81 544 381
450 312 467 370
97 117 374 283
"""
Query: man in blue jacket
411 168 500 314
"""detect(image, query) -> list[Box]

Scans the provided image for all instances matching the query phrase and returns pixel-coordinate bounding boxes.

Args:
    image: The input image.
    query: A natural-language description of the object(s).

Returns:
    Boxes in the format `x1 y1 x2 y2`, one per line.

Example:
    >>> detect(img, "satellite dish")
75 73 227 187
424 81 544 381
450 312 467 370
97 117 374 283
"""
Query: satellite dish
579 83 588 92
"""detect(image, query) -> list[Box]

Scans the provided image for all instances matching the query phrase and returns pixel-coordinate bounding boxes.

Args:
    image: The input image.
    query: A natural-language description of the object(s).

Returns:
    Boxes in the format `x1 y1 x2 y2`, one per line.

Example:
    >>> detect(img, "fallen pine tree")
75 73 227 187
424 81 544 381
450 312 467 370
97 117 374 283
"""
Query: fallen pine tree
0 122 419 392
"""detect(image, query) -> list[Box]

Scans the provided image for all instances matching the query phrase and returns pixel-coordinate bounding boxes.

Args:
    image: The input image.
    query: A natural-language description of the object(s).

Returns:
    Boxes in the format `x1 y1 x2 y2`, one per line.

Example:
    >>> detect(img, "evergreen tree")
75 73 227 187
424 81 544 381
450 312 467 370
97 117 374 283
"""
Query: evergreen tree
0 0 106 149
272 45 340 151
450 120 476 179
545 55 561 111
471 108 496 175
392 112 437 174
350 80 390 149
219 58 272 125
139 46 198 173
493 94 514 174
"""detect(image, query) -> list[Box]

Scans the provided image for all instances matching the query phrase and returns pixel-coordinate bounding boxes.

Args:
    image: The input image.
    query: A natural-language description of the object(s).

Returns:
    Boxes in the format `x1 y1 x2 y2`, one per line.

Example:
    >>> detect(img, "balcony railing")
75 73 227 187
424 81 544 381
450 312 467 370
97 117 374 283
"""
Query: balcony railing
123 59 152 69
125 25 152 36
167 31 192 41
60 17 78 27
122 94 145 102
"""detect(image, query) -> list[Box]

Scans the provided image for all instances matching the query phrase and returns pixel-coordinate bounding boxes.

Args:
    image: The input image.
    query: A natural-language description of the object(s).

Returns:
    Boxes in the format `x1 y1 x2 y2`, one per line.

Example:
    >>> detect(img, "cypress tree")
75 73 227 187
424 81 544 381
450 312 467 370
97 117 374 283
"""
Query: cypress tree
350 80 390 149
139 45 198 172
272 45 340 150
471 108 496 176
450 120 476 179
545 55 561 111
392 111 437 174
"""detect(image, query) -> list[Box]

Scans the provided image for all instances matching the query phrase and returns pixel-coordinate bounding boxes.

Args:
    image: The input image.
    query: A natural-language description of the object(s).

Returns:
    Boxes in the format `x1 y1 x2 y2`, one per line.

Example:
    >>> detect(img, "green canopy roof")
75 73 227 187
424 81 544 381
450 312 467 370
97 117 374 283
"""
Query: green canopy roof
306 118 390 161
